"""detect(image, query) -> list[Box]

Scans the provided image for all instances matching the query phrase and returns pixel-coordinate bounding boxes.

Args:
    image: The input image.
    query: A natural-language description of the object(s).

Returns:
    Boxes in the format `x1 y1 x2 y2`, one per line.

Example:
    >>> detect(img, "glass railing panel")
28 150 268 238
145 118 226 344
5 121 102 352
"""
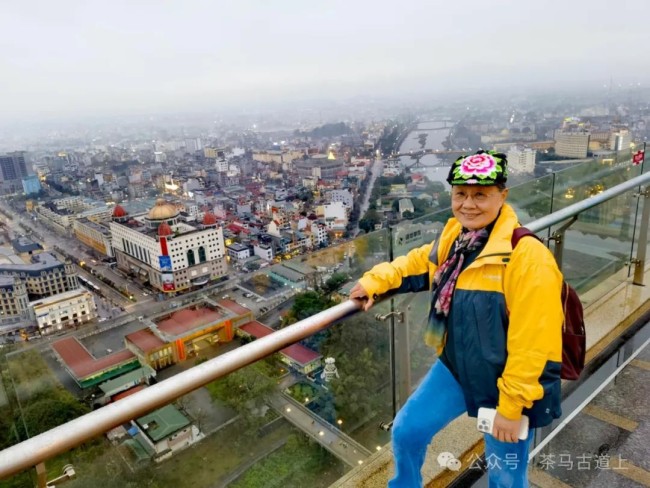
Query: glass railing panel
550 187 638 306
507 173 556 227
391 209 449 392
0 344 34 488
551 154 642 213
0 231 393 486
298 229 390 286
383 152 642 253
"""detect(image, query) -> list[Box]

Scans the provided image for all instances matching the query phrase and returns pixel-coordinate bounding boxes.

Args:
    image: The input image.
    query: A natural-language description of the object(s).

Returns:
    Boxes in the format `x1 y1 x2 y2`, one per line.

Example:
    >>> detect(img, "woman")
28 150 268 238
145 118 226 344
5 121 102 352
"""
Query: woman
350 151 563 487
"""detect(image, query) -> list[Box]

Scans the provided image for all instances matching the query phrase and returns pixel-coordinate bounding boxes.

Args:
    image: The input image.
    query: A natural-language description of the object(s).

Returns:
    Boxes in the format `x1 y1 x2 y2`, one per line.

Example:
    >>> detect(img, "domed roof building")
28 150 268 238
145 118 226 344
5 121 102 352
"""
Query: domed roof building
148 198 179 221
112 204 129 223
145 199 180 229
113 205 127 218
109 197 227 294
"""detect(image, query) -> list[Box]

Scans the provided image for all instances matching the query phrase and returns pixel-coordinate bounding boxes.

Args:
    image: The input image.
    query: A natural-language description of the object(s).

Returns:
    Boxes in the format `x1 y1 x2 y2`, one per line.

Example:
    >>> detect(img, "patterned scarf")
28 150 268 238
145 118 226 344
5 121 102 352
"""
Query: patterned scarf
425 228 489 347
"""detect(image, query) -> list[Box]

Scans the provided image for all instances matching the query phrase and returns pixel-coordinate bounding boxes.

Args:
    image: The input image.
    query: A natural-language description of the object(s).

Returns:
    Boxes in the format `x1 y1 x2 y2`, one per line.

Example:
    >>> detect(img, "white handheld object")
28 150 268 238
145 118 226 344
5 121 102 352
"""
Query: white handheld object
477 407 529 440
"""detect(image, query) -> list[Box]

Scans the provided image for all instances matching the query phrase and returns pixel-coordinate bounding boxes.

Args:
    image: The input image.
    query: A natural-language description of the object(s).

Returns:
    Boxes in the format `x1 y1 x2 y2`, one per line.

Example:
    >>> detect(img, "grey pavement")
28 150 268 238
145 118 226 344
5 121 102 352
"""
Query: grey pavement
528 342 650 488
174 385 238 435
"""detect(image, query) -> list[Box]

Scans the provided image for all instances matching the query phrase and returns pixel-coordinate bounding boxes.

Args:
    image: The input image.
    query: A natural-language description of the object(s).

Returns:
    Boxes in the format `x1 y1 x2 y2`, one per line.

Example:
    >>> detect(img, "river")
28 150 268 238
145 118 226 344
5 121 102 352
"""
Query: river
398 120 454 187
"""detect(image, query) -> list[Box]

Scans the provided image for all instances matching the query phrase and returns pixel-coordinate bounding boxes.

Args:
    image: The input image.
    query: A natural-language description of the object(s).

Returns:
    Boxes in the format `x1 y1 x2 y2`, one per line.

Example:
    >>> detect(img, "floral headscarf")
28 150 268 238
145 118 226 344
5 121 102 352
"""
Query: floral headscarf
446 150 508 186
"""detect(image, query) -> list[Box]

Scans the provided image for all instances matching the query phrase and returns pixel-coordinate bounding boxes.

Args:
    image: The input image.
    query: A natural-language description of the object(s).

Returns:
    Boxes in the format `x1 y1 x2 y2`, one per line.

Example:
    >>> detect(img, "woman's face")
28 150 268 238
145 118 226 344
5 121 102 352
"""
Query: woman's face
451 185 508 230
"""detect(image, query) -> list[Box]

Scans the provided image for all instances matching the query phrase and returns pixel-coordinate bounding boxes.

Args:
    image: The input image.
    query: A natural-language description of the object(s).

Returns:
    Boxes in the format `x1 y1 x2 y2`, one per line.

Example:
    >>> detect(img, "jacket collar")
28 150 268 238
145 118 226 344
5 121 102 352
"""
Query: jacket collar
440 203 518 268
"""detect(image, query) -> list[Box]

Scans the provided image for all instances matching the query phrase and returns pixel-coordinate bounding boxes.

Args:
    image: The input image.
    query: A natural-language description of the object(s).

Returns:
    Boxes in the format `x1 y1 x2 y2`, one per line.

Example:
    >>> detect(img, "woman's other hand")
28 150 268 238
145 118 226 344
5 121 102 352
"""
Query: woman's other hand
349 282 374 311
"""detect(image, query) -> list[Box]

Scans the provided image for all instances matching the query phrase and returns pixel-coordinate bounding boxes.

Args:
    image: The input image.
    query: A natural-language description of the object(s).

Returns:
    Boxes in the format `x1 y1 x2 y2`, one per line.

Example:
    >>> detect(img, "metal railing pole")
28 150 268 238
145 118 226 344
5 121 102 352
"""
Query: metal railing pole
633 186 650 285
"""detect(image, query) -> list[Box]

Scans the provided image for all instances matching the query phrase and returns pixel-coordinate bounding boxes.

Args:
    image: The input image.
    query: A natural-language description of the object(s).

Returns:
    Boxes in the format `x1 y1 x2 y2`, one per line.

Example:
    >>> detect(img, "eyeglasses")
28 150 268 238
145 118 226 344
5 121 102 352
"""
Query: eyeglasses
451 190 503 203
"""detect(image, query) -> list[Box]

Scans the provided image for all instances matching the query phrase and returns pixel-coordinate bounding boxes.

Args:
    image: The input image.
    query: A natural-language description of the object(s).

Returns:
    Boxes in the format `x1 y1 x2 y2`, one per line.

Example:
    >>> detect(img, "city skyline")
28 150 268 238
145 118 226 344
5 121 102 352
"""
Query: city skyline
2 0 649 122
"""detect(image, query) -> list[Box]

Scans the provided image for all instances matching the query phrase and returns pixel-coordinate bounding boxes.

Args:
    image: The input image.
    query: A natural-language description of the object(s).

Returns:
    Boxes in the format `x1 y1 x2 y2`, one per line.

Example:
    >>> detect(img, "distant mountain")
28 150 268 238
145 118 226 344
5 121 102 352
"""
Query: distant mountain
295 122 353 138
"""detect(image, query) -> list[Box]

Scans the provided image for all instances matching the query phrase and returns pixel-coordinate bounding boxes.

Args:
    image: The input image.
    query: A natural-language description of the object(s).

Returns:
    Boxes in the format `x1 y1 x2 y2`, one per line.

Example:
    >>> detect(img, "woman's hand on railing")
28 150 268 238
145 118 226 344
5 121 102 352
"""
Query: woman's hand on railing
349 282 374 311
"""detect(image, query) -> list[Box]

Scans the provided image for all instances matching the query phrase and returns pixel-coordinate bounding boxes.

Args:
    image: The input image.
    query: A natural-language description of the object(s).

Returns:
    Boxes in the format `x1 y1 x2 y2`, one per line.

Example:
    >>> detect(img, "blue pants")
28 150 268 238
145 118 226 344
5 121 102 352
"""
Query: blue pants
389 360 533 487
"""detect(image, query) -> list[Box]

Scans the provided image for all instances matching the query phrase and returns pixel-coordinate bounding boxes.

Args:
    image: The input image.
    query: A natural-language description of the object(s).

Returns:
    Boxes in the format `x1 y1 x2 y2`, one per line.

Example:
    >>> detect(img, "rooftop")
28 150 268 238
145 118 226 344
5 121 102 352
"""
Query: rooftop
136 404 191 442
52 337 136 380
0 251 64 276
98 367 151 396
112 384 147 402
147 198 180 221
30 288 93 308
217 299 251 316
76 218 111 237
155 306 226 337
226 242 249 252
269 265 305 283
114 217 209 239
125 328 166 353
282 260 316 276
10 237 43 254
239 321 321 365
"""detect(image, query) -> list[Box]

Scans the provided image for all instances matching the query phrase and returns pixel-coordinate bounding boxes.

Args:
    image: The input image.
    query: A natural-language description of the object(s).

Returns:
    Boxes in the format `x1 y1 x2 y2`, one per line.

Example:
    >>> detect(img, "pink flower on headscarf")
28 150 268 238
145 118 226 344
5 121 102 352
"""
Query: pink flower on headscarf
459 154 496 175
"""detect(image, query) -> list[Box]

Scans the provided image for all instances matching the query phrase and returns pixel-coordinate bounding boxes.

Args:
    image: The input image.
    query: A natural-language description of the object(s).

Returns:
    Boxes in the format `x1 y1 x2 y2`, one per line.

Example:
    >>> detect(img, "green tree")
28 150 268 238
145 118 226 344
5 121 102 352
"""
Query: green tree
206 362 276 431
437 191 452 211
21 397 91 437
321 272 349 295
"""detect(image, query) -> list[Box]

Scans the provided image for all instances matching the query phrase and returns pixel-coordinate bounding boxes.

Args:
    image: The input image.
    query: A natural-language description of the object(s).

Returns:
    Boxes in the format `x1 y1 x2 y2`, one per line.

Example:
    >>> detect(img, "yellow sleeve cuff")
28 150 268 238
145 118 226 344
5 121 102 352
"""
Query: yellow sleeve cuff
357 276 379 300
496 400 523 421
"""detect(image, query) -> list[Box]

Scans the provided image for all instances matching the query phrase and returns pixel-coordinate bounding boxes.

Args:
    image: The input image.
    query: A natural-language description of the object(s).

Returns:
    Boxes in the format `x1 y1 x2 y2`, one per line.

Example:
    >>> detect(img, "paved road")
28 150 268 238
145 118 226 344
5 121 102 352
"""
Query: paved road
75 264 131 307
354 158 384 237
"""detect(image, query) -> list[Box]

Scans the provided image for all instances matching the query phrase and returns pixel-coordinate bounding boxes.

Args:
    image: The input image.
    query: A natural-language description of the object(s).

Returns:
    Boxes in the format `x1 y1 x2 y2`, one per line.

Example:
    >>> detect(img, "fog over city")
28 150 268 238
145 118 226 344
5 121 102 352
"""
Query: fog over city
2 0 649 123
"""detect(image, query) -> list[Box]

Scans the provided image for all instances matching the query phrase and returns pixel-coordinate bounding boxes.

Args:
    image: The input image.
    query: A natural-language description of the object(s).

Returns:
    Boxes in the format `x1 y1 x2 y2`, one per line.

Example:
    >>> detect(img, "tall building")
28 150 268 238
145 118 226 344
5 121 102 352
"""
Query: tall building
185 138 203 153
506 146 536 173
554 130 590 158
109 199 227 294
0 151 32 195
609 129 631 151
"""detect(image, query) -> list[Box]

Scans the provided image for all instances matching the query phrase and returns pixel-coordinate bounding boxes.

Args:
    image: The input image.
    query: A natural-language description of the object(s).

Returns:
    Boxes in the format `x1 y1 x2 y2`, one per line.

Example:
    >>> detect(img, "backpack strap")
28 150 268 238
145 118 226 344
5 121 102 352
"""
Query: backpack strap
511 226 543 249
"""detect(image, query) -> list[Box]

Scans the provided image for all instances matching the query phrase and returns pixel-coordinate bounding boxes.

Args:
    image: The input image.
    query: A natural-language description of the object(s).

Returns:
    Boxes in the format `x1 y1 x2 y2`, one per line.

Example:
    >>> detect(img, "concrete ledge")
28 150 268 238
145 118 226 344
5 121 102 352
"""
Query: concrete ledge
329 266 650 487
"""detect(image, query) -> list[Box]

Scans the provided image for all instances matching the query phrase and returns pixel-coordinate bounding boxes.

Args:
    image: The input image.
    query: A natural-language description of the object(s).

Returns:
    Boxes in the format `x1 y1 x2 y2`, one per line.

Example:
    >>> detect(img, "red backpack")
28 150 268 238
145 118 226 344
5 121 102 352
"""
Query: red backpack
511 227 586 380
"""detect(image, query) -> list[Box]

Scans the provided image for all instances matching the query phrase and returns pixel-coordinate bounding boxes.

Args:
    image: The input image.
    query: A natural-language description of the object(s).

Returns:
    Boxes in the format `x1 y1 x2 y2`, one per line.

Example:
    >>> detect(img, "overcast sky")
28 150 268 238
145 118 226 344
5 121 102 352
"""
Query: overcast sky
1 0 648 120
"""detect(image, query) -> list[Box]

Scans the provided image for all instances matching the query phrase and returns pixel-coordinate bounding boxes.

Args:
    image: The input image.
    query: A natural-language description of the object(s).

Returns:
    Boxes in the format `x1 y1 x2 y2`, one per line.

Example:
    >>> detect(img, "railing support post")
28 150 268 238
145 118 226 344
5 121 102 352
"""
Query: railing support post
633 187 650 285
35 463 46 488
393 311 411 412
549 216 578 271
386 226 411 416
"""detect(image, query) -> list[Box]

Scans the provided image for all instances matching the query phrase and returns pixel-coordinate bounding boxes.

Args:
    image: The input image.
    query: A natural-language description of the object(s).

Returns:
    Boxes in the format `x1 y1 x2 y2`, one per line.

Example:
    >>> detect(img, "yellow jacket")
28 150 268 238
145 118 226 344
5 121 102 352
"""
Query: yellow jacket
358 204 564 426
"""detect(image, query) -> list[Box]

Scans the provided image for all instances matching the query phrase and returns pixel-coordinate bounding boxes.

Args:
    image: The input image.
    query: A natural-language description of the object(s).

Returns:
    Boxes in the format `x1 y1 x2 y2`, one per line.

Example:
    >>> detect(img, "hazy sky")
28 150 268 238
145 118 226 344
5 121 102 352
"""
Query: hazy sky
1 0 648 120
